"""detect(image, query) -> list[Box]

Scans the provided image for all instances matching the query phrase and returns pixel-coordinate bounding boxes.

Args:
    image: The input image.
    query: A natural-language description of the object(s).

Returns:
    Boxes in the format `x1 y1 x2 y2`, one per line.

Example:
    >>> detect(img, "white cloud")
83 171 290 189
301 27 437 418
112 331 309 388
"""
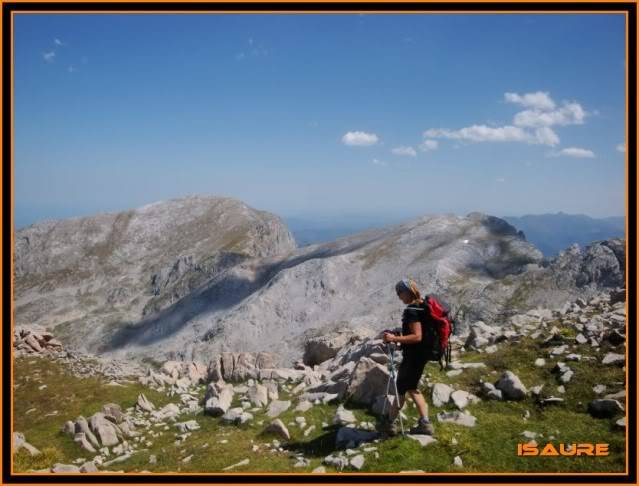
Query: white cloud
505 91 556 111
617 143 626 153
54 38 64 46
68 65 77 73
534 127 560 146
235 52 246 61
391 146 417 157
424 125 531 143
496 177 506 183
372 158 387 166
551 147 596 158
513 101 586 128
43 51 56 63
419 139 438 151
342 131 379 146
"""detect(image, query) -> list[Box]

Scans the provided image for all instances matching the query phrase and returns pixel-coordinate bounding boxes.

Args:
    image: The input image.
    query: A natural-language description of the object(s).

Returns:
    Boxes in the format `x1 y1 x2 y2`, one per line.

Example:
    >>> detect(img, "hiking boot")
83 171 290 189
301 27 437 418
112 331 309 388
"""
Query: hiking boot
409 419 435 435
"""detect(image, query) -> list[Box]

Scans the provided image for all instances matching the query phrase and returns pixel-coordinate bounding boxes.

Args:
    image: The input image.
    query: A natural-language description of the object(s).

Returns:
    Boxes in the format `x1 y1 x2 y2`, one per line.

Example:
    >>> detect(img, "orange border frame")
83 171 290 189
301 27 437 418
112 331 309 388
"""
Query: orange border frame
2 1 635 485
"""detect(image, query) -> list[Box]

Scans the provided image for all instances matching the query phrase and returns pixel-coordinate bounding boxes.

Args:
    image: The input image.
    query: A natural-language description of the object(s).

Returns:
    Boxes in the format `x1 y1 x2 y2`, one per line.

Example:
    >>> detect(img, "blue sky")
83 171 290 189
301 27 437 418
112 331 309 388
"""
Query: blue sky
14 13 627 228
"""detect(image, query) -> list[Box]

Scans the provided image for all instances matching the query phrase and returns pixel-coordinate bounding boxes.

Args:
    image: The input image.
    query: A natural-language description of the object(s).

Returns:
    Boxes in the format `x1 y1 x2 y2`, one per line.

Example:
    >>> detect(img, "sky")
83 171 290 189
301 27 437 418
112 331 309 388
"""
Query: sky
14 13 627 229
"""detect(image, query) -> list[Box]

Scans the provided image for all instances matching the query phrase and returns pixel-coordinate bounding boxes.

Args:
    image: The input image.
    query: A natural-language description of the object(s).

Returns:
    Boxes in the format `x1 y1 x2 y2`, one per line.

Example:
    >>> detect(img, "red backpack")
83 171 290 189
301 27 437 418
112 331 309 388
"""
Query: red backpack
422 295 454 368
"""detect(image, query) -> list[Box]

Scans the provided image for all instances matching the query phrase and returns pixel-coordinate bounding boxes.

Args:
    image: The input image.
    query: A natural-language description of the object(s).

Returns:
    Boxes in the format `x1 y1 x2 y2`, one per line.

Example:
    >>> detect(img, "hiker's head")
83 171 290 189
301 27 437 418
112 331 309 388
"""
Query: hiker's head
395 278 422 304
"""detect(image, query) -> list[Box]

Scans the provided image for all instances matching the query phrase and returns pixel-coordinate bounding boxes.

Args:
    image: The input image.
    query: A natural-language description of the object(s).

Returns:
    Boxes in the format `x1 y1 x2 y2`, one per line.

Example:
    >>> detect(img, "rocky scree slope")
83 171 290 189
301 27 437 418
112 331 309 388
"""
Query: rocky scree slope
14 197 625 366
14 195 296 353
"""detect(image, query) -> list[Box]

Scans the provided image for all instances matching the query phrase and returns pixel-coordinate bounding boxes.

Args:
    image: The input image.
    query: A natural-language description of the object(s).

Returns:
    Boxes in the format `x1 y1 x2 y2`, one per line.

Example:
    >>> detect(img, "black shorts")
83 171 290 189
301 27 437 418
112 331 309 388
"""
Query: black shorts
396 355 428 395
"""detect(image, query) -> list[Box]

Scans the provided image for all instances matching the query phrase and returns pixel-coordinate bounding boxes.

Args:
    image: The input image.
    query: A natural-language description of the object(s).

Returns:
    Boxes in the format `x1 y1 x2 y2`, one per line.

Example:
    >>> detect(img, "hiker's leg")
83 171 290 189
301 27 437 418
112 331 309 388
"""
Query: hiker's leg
408 389 429 420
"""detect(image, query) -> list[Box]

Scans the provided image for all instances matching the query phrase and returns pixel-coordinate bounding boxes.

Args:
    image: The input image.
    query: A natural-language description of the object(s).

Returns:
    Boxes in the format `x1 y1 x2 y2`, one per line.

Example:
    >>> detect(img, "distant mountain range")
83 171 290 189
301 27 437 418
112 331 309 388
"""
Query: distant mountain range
288 212 625 257
502 213 625 256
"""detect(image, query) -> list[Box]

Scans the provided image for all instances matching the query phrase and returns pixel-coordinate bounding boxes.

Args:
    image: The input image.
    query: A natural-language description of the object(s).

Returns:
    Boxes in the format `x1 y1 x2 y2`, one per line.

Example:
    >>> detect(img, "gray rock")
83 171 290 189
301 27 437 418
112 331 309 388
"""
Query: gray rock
13 432 41 456
346 357 390 406
266 400 291 418
431 383 454 407
436 411 477 427
480 382 502 400
222 407 253 425
204 383 234 416
222 458 250 471
264 419 290 440
534 358 546 367
333 405 357 425
408 434 437 447
588 399 624 418
73 433 97 453
294 400 313 413
349 454 365 470
247 383 269 408
80 461 98 473
494 371 527 400
136 393 155 413
450 390 479 410
592 384 607 394
51 463 80 473
88 413 120 447
602 353 625 366
453 455 463 467
75 416 100 449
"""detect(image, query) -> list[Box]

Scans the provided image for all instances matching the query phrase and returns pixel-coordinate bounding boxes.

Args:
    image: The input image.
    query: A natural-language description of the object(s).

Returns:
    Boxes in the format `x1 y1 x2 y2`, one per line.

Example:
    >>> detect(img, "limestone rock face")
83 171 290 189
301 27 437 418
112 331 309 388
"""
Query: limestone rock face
14 195 296 355
15 195 625 366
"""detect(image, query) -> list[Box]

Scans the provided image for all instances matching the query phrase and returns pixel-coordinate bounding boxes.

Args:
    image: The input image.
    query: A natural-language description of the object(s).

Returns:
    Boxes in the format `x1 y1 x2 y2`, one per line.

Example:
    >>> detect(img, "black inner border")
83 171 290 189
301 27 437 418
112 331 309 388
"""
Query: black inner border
2 2 636 484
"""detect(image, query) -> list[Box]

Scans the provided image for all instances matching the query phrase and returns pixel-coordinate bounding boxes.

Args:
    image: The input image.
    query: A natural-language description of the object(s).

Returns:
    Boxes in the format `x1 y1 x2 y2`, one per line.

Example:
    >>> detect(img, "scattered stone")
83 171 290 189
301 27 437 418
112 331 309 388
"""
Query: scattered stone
593 384 607 394
13 432 41 456
431 383 454 407
588 399 624 418
264 419 290 440
534 358 546 367
436 411 477 427
408 434 437 447
602 353 625 366
222 458 250 471
266 400 291 418
349 454 365 470
453 455 463 467
494 371 527 400
333 405 357 425
136 393 155 413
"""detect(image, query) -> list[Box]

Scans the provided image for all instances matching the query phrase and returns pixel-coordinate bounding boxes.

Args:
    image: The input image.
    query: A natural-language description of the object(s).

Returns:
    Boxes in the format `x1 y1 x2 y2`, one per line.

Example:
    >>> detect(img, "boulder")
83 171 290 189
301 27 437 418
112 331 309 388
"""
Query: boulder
264 419 290 440
88 413 120 447
346 357 390 406
436 411 477 427
602 353 625 366
333 405 357 425
13 432 41 456
74 433 97 453
588 399 624 418
136 393 155 413
450 390 479 410
247 384 269 408
74 416 100 449
266 400 291 418
494 371 527 400
431 384 454 407
204 383 234 416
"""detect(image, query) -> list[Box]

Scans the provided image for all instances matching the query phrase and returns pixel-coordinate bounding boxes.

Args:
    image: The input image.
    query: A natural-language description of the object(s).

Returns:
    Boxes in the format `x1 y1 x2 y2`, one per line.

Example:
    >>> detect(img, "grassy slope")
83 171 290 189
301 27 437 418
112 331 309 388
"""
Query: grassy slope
13 321 625 474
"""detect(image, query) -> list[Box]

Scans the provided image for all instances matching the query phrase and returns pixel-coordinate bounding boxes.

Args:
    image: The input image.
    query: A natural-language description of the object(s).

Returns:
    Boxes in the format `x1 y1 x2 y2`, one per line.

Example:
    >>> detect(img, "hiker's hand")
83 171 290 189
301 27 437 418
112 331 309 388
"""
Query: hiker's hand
383 332 395 343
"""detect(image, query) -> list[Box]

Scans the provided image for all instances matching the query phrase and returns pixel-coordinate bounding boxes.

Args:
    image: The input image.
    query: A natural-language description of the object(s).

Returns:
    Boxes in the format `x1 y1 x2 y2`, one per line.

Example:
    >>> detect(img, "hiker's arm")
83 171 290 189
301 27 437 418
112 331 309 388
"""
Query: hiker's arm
385 322 422 344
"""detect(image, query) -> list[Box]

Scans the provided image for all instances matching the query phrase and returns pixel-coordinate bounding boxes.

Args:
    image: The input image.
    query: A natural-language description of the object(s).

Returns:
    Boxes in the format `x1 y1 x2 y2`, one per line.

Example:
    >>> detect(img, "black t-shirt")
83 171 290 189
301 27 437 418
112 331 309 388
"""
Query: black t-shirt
401 301 440 361
401 304 425 360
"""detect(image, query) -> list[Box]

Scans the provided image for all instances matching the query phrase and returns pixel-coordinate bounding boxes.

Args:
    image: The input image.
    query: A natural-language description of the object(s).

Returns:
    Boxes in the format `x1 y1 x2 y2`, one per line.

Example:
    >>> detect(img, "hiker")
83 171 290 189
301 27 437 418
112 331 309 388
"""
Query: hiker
380 278 438 436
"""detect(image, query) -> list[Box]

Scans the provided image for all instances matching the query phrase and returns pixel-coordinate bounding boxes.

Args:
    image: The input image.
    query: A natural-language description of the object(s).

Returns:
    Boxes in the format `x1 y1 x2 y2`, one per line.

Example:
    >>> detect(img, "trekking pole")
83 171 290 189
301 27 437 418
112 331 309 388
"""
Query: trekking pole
384 342 405 436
